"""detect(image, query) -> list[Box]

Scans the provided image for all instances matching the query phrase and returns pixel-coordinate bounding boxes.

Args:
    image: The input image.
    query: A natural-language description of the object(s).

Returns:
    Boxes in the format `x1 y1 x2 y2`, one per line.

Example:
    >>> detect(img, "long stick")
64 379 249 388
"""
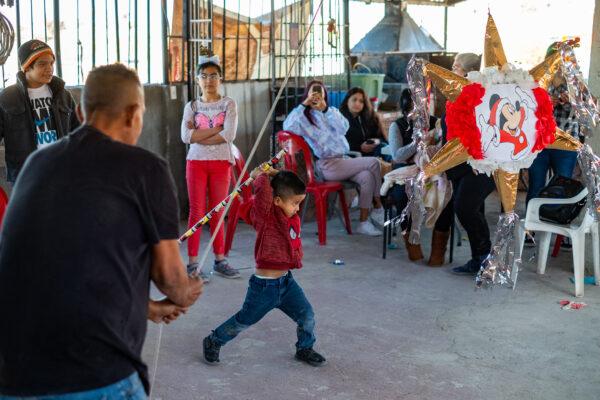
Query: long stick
178 149 286 244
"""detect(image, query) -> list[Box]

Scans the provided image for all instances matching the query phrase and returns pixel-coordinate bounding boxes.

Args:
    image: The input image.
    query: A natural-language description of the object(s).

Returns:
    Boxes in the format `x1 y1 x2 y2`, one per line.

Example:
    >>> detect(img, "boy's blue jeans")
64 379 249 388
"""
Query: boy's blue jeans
211 271 316 350
0 373 146 400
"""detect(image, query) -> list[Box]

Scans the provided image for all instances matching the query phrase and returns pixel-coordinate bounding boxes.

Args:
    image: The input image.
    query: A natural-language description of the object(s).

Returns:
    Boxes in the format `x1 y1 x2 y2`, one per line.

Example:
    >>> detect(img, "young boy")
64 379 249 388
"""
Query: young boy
0 39 79 184
202 167 326 366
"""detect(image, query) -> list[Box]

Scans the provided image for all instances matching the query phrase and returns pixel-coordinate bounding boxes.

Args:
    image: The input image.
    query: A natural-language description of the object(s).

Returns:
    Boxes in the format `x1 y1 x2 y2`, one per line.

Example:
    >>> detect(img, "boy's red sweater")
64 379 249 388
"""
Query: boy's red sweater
243 174 303 270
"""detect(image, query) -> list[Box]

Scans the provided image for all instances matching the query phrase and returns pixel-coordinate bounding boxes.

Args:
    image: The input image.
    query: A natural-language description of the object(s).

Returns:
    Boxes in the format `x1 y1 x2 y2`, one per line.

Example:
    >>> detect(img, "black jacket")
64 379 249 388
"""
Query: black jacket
0 72 79 182
341 109 385 154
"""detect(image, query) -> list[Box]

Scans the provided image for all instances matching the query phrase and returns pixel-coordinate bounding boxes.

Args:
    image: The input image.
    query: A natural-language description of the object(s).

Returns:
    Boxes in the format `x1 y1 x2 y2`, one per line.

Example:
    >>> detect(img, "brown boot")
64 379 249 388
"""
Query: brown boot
428 230 450 267
403 233 424 261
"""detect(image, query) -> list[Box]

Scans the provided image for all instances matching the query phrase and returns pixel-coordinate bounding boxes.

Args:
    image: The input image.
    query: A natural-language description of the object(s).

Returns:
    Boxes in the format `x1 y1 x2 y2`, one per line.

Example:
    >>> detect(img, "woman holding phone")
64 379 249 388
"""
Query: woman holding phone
283 80 385 236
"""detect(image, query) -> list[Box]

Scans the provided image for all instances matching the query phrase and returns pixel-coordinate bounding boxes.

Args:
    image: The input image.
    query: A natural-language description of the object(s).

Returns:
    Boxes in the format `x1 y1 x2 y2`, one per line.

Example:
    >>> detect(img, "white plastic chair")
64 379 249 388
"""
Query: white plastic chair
517 188 600 297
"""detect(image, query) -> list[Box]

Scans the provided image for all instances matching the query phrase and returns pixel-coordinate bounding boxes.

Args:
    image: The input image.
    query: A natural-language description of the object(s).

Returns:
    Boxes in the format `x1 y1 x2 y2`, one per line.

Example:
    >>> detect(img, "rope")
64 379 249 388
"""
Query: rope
148 1 325 397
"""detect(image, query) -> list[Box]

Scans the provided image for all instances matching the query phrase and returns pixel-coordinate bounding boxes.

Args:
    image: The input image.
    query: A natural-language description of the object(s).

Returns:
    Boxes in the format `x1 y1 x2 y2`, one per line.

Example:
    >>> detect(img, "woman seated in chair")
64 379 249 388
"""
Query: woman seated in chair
283 80 385 236
387 88 449 264
339 87 389 161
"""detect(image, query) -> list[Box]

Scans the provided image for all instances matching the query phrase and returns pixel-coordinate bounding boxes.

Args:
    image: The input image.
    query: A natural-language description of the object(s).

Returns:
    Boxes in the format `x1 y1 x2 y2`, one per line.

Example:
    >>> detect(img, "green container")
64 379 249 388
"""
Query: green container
350 73 386 101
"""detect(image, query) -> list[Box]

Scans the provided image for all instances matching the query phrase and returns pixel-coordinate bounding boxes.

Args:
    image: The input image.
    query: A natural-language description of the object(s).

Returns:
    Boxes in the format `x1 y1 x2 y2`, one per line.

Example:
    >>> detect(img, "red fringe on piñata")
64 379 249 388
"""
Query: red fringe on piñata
531 87 557 152
445 83 486 159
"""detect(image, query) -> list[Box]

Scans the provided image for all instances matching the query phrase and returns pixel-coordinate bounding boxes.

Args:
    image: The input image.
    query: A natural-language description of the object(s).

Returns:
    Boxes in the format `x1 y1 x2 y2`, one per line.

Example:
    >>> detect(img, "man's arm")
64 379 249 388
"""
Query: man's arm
150 239 203 308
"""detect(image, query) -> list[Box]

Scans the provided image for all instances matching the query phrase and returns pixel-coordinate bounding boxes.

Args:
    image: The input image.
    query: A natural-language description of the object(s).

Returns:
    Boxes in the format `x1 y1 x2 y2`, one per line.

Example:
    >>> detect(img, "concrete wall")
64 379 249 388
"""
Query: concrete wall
1 81 273 220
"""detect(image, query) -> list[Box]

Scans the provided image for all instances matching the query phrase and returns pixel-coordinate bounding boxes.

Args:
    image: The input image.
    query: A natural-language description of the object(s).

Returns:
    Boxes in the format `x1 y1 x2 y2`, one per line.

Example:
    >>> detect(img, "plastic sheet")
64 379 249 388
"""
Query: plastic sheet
399 56 431 244
559 43 600 137
577 144 600 221
476 212 521 289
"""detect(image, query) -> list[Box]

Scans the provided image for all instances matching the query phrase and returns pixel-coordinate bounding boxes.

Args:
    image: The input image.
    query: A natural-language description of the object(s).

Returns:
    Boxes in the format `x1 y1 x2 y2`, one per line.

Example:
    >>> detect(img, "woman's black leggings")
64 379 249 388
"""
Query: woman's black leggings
392 170 495 258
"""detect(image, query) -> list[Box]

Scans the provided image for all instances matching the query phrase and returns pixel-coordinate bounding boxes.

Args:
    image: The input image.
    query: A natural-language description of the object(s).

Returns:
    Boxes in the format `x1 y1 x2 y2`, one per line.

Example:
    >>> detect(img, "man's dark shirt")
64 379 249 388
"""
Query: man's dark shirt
0 125 179 396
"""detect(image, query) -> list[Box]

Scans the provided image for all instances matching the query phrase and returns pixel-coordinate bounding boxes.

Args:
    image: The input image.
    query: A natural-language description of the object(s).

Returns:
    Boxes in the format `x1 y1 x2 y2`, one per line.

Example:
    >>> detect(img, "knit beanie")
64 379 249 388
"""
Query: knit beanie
18 39 55 71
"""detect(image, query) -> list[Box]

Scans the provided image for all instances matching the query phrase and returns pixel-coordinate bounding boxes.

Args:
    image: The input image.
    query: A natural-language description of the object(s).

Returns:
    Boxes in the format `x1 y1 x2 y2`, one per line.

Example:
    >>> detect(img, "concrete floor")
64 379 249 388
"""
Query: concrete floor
144 193 600 400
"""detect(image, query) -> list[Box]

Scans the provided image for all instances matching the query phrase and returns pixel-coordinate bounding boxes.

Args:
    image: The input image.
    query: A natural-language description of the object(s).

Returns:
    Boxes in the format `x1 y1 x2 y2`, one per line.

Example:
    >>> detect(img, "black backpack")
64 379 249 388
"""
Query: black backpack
537 175 586 225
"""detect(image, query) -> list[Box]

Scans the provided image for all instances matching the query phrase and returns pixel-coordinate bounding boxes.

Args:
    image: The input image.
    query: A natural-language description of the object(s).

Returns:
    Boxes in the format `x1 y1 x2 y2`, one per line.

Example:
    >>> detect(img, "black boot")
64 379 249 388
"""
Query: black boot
203 334 221 365
295 348 326 366
451 255 487 275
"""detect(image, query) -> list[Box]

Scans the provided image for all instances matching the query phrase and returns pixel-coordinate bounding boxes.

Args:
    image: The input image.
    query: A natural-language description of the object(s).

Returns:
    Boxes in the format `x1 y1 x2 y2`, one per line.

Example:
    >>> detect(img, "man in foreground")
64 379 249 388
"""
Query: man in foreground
0 63 202 399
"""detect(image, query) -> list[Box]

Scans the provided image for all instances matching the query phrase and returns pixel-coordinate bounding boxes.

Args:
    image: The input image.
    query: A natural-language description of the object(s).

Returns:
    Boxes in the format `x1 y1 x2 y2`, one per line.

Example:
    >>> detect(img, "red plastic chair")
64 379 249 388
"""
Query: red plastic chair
277 131 352 245
224 145 253 256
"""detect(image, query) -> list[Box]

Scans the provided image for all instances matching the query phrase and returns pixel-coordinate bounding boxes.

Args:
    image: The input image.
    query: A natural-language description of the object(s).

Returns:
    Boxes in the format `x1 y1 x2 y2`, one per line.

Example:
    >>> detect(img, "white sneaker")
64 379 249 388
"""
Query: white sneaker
350 195 359 208
356 220 382 236
370 207 385 227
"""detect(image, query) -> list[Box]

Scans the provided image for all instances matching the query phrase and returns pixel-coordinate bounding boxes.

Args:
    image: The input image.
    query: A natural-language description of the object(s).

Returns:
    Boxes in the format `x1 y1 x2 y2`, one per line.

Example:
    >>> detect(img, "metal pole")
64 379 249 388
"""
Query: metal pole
270 0 276 155
43 0 48 42
161 0 168 83
114 0 121 62
53 0 62 77
147 0 150 81
29 0 33 39
221 0 226 80
344 0 350 90
15 0 21 47
92 0 96 67
183 0 191 99
134 0 138 70
443 5 448 50
234 0 241 80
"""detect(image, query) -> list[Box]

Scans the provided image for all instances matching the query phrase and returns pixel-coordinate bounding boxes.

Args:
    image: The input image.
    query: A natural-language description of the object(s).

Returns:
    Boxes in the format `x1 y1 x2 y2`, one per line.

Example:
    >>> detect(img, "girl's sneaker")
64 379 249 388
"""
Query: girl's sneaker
213 259 241 279
187 262 211 283
356 220 382 236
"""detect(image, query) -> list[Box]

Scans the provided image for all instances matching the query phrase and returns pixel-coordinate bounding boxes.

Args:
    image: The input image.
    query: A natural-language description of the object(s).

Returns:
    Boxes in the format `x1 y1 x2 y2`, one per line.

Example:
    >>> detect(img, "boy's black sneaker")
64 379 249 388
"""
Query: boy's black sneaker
295 348 326 367
203 335 221 365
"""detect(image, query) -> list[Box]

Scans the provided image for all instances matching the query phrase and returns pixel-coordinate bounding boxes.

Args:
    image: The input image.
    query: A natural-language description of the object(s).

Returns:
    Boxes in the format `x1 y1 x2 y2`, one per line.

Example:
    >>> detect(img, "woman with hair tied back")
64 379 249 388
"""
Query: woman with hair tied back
387 88 440 262
283 80 386 236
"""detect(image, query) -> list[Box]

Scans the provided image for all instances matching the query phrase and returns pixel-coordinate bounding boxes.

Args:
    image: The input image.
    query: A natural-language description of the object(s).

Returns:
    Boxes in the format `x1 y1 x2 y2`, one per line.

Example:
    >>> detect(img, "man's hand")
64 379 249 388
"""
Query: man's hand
148 298 189 324
185 276 203 305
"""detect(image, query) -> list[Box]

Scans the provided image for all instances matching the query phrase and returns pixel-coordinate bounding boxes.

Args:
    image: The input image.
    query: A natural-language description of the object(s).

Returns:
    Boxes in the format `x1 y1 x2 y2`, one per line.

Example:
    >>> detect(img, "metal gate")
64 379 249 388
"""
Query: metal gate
184 0 213 100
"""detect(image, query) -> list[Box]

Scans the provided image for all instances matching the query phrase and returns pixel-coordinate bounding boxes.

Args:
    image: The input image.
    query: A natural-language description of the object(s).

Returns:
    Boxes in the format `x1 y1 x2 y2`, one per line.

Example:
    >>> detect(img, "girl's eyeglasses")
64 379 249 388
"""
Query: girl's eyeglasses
199 73 220 81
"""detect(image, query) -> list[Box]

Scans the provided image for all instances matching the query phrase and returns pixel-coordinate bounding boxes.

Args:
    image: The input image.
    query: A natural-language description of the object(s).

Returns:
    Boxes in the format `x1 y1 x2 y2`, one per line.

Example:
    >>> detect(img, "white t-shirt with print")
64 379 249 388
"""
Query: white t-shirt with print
28 84 58 149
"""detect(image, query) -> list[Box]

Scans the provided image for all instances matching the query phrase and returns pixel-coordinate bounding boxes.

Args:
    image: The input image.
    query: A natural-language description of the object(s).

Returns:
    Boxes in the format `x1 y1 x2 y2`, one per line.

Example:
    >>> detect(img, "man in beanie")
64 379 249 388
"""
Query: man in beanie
0 39 79 183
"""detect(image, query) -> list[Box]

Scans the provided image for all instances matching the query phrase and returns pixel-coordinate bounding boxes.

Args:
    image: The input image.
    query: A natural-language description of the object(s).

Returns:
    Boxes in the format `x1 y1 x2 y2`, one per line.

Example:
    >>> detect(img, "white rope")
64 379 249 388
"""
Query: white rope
150 2 325 397
149 323 163 400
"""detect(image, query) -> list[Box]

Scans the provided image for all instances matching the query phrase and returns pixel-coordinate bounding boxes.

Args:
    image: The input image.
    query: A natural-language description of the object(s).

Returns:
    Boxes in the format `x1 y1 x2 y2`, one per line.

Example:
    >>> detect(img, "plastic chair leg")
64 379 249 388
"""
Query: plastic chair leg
592 224 600 287
572 233 585 297
338 189 352 235
224 199 241 256
536 231 552 275
315 195 328 246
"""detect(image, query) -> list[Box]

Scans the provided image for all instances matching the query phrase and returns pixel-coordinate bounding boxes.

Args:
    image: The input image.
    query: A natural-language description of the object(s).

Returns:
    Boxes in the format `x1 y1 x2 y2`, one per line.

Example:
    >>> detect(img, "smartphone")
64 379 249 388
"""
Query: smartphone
312 85 322 94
